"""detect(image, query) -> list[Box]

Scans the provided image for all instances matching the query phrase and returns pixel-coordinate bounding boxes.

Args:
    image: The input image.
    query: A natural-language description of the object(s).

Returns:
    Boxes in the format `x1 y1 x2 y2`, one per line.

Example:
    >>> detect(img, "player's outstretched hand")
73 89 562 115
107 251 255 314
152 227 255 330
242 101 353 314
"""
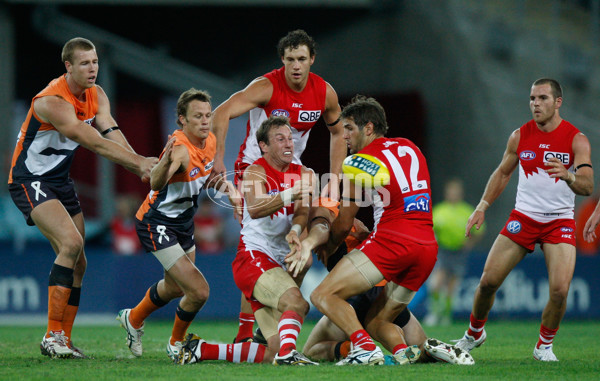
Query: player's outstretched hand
583 210 600 242
140 156 159 183
291 180 312 205
465 210 485 238
285 244 311 278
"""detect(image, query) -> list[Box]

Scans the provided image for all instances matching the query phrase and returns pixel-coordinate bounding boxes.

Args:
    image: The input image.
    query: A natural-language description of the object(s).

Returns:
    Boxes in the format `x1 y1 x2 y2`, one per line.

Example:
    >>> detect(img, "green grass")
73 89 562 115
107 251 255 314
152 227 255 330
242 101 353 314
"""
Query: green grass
0 319 598 380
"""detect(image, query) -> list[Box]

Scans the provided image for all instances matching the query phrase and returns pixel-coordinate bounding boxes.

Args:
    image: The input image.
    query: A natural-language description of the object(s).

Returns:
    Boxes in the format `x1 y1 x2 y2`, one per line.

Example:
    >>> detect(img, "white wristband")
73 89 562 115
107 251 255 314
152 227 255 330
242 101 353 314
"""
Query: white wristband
290 224 302 236
280 188 294 206
566 171 576 185
476 199 490 212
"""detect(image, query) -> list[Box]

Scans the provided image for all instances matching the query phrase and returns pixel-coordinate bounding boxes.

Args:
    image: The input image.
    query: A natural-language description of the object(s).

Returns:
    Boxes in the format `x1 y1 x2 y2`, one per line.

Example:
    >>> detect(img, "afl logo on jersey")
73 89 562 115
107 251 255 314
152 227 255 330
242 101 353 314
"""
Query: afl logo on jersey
506 220 521 234
520 151 536 160
190 167 200 177
271 109 290 118
560 227 574 233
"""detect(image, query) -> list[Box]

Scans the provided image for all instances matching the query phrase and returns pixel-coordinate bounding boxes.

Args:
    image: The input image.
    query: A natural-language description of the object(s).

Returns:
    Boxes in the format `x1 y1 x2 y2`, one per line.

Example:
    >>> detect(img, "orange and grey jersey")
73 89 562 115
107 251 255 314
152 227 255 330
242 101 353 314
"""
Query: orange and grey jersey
136 130 216 225
8 74 98 185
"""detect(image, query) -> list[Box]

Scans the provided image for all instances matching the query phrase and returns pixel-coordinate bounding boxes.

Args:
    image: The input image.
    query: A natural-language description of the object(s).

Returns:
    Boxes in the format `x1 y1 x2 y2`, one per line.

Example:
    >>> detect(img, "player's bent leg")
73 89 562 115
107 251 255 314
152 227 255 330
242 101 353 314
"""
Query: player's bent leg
534 243 575 361
303 315 347 361
455 235 527 353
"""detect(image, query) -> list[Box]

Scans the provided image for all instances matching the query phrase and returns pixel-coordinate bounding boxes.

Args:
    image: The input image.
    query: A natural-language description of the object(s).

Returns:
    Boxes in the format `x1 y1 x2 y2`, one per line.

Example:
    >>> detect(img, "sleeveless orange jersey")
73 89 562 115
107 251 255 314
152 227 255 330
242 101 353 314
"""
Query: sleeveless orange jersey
136 130 216 225
9 74 98 184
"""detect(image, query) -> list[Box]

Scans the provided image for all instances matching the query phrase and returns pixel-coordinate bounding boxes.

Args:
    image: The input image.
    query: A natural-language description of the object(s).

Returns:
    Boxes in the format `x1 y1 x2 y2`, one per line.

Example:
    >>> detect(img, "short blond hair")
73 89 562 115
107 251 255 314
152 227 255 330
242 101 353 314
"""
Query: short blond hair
61 37 96 63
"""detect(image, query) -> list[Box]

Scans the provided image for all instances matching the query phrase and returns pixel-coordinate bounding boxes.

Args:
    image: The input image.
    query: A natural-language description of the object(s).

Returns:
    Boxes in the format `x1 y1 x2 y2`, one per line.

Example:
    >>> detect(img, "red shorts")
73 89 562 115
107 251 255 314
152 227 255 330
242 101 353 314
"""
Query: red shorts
232 244 283 312
500 209 576 252
357 235 437 291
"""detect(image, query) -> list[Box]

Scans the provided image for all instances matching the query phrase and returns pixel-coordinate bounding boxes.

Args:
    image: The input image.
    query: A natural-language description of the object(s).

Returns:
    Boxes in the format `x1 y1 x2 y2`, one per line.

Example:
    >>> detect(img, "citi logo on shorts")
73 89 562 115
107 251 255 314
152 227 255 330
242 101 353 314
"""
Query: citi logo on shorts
271 109 290 117
560 227 574 233
298 110 321 123
507 220 521 234
190 167 200 177
404 193 430 213
520 151 536 160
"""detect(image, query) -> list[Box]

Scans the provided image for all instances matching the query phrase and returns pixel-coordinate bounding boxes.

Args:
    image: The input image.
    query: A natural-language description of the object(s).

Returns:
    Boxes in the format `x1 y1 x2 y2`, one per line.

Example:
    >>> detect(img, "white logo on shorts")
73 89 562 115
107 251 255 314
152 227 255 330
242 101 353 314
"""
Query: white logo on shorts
156 225 169 244
31 181 47 201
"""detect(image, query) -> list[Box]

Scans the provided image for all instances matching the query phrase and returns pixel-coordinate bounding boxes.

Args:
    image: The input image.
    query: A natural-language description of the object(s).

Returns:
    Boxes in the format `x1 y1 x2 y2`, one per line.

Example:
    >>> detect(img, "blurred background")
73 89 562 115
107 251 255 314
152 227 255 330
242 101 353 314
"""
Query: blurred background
0 0 598 324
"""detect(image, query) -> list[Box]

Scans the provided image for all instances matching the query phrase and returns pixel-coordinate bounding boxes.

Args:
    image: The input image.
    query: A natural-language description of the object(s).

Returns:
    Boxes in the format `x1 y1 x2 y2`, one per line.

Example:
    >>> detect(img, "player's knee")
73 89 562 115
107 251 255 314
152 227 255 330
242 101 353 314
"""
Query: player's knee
310 287 325 311
548 285 569 305
478 274 501 295
60 234 84 258
186 285 209 305
279 288 309 316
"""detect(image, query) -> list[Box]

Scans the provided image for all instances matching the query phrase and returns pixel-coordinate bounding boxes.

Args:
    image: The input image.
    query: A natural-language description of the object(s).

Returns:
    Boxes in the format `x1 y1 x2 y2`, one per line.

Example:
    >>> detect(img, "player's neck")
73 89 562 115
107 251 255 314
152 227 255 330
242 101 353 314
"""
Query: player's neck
263 155 290 173
184 130 206 149
285 77 308 93
65 73 86 101
536 115 562 133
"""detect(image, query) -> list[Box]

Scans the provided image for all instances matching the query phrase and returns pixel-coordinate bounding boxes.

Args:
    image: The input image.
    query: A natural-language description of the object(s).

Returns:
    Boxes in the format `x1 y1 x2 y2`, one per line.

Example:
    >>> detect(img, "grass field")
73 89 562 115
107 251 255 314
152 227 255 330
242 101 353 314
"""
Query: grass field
1 319 598 380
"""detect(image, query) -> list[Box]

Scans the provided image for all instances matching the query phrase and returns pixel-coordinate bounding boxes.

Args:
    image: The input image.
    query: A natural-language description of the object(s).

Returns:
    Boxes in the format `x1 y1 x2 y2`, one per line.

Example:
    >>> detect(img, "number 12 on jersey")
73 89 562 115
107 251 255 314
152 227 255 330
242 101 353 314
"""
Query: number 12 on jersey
381 146 428 193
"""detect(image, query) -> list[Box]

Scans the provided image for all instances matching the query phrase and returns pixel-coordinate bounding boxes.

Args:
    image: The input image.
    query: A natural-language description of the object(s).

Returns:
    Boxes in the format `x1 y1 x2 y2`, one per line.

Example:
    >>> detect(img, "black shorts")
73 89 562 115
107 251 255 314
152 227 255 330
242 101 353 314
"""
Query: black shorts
349 286 412 328
135 218 195 253
8 179 81 226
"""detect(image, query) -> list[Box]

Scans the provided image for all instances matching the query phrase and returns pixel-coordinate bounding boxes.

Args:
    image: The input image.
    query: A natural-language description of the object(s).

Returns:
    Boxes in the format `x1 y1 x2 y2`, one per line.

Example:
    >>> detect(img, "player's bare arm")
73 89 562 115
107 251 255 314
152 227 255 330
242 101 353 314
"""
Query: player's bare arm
466 129 520 238
322 82 345 200
583 199 600 242
545 132 593 196
285 167 316 276
211 78 274 175
34 95 154 180
242 164 311 219
150 137 187 191
93 85 135 152
206 174 243 221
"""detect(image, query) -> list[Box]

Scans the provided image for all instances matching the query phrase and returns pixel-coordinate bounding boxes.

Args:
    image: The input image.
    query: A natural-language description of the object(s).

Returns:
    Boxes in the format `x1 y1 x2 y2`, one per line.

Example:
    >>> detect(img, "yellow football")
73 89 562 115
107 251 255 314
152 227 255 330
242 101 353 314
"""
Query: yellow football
342 153 390 188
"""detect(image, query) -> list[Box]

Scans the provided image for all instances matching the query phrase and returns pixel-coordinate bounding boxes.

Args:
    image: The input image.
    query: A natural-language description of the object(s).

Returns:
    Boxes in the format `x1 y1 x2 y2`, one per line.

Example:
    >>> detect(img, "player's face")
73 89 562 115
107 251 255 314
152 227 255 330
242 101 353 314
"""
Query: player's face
530 84 561 125
342 117 366 154
66 49 99 89
281 45 314 91
265 125 294 164
180 100 212 143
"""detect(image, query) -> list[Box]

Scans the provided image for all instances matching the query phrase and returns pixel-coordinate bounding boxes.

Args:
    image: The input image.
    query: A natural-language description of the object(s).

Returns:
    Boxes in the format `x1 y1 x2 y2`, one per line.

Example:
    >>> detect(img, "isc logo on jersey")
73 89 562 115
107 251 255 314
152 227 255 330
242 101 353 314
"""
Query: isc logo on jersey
342 153 390 188
404 193 431 213
543 151 570 165
298 110 321 123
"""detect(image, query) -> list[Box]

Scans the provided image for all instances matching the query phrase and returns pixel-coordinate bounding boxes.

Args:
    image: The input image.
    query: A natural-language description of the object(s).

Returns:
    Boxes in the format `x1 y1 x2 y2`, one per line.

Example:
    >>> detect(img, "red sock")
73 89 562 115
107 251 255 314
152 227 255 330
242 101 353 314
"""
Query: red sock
350 329 376 351
278 311 303 356
235 312 255 342
537 324 558 348
466 313 487 340
393 343 408 354
201 342 265 363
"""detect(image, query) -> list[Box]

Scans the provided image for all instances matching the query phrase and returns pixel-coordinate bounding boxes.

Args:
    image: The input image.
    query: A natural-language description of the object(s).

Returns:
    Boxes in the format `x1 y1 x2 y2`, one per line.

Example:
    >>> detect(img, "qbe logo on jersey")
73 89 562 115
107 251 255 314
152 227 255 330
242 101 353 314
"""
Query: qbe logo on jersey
298 110 321 123
506 220 521 234
404 193 430 213
543 151 570 165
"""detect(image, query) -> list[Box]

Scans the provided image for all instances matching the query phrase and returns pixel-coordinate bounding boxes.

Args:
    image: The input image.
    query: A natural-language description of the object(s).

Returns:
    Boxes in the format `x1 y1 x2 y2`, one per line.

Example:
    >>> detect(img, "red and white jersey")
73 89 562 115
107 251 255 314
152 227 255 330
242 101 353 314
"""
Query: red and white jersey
136 130 216 225
515 120 579 222
239 158 303 264
358 137 436 245
236 67 327 166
